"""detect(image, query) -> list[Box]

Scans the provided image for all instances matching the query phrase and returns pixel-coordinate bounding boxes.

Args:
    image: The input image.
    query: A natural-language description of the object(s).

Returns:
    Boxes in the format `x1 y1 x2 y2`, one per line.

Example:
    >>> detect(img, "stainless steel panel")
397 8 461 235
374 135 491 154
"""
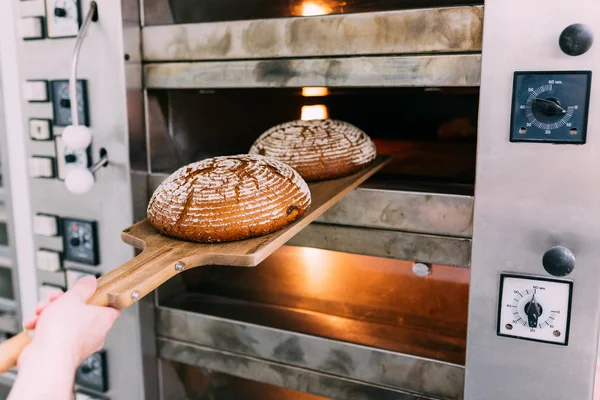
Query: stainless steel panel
465 1 600 399
316 187 473 237
287 223 471 267
145 55 482 89
142 6 483 61
157 307 464 399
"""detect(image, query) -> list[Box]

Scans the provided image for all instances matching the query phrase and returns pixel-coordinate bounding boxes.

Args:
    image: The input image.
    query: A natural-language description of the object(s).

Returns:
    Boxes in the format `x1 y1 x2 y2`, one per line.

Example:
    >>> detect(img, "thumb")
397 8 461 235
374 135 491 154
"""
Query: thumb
63 275 98 303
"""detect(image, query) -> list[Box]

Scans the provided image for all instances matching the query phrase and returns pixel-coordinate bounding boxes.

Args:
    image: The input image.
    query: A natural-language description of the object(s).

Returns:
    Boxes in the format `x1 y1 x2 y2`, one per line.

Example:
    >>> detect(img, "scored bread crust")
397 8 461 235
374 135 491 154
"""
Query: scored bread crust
249 119 377 181
147 154 311 243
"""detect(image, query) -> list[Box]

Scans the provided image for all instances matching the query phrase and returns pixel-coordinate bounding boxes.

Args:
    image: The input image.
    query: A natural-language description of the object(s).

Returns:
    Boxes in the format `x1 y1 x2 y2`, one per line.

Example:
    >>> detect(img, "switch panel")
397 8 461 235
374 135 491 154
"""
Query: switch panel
29 119 53 141
36 249 62 272
51 80 89 126
66 268 98 289
45 0 81 38
38 284 64 303
55 135 90 180
33 213 59 236
23 80 49 102
18 17 45 40
29 156 55 178
62 218 99 265
76 351 108 392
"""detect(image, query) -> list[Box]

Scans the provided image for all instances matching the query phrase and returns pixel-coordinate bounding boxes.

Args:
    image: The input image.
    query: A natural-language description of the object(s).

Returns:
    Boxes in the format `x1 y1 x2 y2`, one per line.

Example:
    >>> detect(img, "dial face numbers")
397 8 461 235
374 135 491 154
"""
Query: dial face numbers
524 84 576 131
510 71 591 144
498 274 573 345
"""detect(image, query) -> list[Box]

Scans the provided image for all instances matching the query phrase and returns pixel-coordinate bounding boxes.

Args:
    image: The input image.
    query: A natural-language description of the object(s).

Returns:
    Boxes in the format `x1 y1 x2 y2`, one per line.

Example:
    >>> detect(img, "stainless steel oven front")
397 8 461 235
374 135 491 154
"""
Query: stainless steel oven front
0 0 599 399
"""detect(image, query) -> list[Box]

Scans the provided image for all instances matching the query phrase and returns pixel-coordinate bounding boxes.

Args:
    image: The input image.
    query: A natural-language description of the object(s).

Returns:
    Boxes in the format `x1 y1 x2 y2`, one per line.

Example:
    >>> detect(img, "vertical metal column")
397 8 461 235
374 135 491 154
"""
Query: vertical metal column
465 1 600 399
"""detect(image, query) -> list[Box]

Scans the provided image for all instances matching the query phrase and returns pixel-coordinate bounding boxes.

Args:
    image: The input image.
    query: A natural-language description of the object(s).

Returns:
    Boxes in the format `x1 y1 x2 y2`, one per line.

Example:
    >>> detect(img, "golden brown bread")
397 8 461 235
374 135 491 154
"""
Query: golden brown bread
249 119 377 181
147 154 311 243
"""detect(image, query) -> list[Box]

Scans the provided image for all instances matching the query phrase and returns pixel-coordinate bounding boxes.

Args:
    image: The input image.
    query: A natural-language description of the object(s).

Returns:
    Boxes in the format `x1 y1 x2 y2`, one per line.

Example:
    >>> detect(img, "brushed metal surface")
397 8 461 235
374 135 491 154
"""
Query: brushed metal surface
157 306 464 399
142 6 483 61
144 54 482 89
465 1 600 399
316 187 473 237
159 339 445 399
288 223 471 267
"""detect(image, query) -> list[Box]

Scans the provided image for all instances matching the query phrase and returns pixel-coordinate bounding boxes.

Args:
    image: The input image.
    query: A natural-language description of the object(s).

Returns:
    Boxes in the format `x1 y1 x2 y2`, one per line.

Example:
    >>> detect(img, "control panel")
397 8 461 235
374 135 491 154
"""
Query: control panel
51 80 89 127
6 0 146 397
510 71 592 144
62 218 99 265
45 0 81 39
498 274 573 345
76 351 108 393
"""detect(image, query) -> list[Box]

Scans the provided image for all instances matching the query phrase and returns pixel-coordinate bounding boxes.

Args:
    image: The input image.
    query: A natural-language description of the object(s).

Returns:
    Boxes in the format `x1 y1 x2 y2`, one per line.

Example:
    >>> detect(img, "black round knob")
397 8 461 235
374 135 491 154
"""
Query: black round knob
542 246 575 277
65 154 77 163
70 237 81 247
559 23 593 56
54 7 67 17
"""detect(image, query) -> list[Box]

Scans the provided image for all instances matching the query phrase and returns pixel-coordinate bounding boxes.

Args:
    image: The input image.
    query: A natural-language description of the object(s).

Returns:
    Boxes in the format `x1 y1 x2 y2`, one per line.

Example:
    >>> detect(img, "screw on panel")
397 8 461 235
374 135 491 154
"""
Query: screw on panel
175 261 186 272
553 330 561 337
505 324 513 330
131 291 140 301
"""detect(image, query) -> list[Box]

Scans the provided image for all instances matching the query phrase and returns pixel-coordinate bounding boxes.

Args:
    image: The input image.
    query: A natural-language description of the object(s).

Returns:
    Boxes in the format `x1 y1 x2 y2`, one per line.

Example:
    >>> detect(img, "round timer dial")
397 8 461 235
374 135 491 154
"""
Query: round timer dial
498 274 573 345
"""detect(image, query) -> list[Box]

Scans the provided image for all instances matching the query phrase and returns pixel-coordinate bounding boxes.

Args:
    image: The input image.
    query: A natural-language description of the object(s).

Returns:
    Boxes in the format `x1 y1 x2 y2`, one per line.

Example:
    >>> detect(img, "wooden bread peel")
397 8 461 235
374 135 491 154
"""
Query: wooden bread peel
0 155 391 373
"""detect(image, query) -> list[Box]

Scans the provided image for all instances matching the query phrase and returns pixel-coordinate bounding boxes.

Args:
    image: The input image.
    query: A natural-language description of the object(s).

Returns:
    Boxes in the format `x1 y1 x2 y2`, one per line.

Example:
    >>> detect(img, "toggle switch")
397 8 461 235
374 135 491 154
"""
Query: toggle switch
33 214 59 236
23 80 49 103
28 157 55 178
29 119 53 141
18 17 45 40
36 249 62 272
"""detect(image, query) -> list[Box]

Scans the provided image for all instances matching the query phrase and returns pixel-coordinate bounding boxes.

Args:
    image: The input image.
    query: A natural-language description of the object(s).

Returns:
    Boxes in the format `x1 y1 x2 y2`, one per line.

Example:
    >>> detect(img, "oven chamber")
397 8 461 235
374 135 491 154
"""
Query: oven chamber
126 1 483 399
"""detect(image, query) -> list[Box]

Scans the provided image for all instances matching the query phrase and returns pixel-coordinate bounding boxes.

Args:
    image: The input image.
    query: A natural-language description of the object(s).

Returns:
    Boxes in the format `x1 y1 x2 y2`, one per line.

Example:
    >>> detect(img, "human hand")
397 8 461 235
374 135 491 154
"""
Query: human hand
18 276 120 371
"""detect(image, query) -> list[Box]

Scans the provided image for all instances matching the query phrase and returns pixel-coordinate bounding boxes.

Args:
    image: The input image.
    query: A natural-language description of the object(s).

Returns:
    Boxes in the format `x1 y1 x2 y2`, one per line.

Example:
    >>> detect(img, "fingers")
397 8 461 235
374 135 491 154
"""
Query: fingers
35 301 48 315
22 316 37 330
63 276 98 303
49 290 64 302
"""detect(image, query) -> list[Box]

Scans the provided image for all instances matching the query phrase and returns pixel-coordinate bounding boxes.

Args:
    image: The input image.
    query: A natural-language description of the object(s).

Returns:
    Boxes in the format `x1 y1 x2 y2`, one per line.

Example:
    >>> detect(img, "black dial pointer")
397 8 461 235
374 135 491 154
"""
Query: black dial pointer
531 98 567 116
525 290 542 328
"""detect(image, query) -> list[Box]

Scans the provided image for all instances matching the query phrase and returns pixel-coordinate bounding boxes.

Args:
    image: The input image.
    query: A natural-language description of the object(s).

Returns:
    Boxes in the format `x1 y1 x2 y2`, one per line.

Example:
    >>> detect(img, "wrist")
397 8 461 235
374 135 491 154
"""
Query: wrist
18 340 79 373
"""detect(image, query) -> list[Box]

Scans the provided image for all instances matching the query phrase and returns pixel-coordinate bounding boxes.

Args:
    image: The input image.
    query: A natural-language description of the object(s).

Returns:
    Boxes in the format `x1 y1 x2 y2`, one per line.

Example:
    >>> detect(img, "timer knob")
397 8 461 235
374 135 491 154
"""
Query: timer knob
559 23 593 56
542 246 575 277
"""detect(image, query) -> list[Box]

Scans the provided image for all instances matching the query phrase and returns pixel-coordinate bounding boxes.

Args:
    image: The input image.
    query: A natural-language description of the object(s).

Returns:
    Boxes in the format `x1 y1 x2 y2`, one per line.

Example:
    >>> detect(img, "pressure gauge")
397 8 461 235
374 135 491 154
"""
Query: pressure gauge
45 0 81 38
497 274 573 345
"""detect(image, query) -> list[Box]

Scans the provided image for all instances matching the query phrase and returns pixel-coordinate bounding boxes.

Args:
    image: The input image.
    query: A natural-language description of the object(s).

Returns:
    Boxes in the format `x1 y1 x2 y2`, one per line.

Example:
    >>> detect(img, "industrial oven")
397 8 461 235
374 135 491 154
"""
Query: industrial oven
0 0 598 399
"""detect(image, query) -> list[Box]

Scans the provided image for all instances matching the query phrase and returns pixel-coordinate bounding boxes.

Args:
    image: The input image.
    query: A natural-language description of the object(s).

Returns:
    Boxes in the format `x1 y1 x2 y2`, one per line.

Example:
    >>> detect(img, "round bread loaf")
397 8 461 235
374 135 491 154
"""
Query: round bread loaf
249 119 377 181
147 154 311 243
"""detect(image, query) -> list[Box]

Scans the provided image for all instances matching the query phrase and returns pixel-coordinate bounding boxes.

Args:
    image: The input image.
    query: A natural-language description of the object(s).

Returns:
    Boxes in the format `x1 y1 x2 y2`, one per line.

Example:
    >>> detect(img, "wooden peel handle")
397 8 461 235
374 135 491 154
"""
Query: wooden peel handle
0 247 185 374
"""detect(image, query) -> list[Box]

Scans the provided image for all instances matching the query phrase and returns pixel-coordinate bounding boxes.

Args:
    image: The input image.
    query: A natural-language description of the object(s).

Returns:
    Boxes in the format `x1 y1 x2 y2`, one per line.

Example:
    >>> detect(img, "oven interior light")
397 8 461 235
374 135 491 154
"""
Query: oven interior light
302 87 329 97
301 105 328 120
301 2 330 16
